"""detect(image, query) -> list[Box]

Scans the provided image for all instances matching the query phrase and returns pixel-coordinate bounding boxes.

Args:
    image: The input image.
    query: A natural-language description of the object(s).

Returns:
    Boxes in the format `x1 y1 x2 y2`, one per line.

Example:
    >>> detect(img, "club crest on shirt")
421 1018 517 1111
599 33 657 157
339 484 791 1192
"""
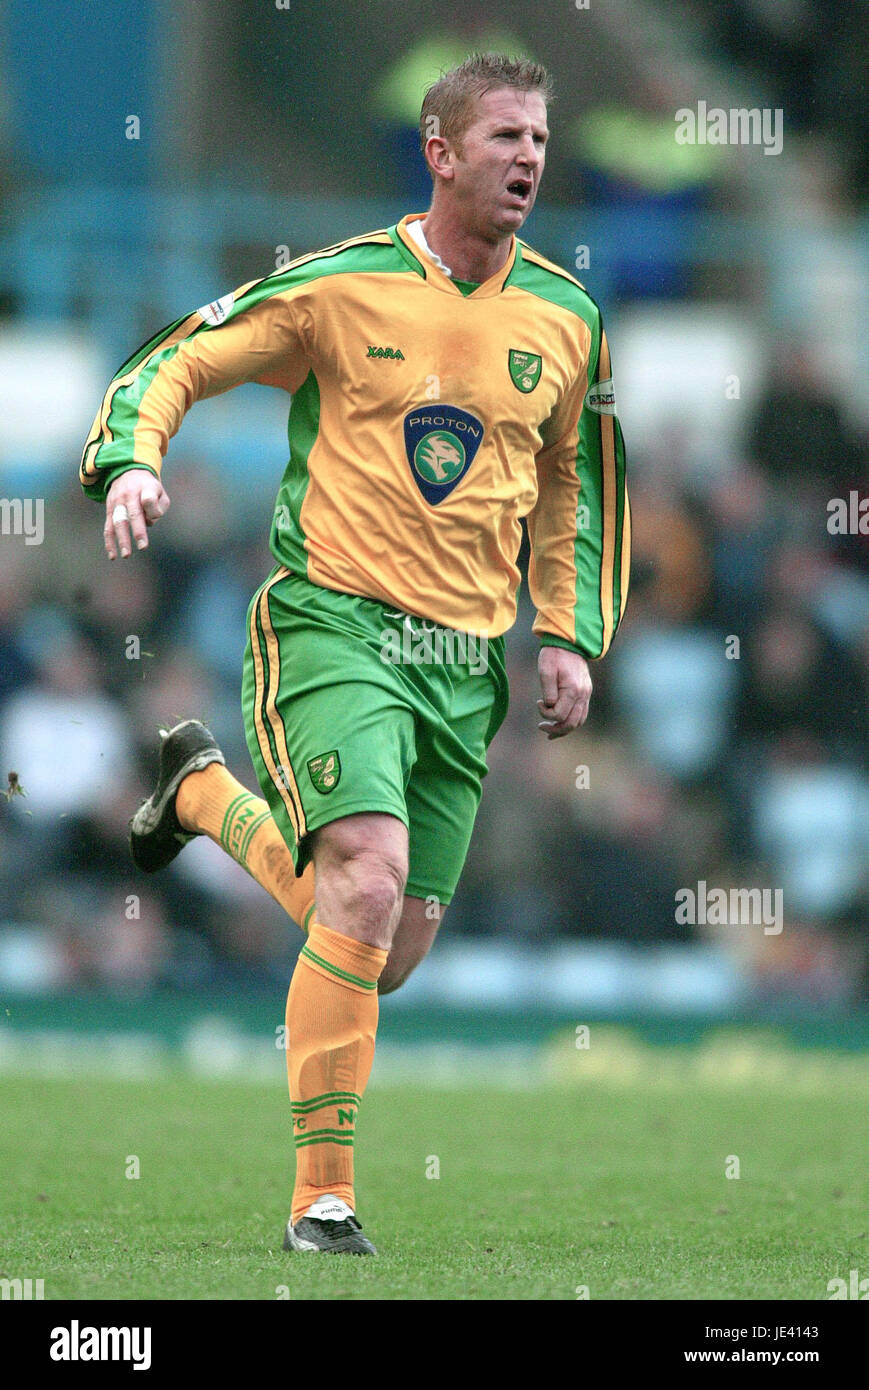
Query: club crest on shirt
403 404 484 505
307 751 341 794
508 349 542 393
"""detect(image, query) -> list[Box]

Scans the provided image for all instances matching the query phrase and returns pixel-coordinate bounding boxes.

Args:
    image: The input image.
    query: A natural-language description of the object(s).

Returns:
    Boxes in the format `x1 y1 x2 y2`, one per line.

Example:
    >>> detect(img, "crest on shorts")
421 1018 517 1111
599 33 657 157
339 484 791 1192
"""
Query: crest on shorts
508 349 542 393
307 751 341 794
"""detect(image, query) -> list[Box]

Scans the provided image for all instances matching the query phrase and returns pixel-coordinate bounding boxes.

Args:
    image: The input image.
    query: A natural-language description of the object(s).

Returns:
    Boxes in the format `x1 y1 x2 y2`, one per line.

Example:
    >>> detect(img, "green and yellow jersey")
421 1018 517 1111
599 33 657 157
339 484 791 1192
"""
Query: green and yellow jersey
81 212 629 657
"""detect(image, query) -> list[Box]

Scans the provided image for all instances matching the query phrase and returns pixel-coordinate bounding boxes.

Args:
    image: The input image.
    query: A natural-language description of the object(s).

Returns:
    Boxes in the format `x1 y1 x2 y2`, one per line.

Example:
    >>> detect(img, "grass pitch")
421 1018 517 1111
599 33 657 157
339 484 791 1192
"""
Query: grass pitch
1 1054 866 1301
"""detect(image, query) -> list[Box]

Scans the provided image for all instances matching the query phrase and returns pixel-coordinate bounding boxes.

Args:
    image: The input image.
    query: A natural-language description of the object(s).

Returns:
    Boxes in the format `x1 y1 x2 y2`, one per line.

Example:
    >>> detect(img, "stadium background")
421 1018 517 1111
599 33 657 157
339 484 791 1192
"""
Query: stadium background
0 2 867 1104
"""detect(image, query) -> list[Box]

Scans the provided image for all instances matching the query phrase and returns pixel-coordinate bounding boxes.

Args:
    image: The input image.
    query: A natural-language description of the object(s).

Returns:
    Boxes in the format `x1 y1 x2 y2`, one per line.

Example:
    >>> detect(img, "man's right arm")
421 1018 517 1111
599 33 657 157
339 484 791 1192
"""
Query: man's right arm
103 467 170 559
81 277 311 558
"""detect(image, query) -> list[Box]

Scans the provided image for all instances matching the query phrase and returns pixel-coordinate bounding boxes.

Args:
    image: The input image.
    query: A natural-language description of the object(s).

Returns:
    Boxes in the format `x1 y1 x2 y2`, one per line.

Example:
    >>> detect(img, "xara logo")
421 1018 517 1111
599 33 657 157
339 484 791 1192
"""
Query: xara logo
367 345 405 359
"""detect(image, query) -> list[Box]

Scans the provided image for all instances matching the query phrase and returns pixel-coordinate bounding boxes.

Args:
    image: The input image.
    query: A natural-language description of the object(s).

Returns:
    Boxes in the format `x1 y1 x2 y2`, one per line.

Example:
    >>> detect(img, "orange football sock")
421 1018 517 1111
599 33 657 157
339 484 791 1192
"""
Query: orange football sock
176 764 315 931
287 921 387 1223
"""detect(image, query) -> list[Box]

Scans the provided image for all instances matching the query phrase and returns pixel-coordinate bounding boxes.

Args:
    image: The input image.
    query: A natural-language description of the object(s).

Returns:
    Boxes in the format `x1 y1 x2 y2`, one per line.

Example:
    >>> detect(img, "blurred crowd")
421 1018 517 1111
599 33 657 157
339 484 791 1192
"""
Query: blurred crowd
1 349 866 1001
690 0 869 206
469 351 868 1001
0 0 867 1005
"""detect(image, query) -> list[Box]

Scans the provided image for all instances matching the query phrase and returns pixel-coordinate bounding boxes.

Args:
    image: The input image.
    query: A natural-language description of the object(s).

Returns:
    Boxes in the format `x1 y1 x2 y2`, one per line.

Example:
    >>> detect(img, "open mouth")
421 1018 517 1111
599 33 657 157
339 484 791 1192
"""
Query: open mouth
506 179 532 200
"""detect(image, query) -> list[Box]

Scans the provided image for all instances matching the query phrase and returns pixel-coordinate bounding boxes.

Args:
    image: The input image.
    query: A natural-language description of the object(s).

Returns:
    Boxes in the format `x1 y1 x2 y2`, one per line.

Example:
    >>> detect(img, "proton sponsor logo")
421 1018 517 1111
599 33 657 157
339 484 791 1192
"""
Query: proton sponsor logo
403 404 484 505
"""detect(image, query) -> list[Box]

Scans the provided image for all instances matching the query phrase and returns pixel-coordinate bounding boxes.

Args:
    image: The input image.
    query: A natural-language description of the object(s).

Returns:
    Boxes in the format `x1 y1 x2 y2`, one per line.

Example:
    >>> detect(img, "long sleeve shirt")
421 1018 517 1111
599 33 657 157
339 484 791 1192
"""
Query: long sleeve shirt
81 212 629 655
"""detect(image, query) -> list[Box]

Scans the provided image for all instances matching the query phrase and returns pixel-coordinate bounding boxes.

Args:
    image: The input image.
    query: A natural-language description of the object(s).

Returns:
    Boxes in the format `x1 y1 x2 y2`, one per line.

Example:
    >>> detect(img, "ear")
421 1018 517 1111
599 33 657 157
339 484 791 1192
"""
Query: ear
424 136 456 181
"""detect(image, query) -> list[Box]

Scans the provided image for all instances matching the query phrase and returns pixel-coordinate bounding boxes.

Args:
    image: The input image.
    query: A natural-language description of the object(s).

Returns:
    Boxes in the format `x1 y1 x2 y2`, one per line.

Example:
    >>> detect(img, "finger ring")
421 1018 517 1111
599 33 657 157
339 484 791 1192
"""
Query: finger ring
112 504 129 524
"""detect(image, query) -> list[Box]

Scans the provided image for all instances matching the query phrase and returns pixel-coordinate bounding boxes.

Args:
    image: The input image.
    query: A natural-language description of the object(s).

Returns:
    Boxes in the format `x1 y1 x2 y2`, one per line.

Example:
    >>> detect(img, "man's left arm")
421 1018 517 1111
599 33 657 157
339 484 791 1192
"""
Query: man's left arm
527 311 630 739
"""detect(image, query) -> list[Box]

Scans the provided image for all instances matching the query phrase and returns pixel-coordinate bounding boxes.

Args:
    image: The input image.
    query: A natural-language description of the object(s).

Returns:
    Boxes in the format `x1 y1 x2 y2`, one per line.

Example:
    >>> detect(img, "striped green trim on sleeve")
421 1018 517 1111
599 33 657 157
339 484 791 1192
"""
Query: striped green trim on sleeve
80 231 409 500
538 634 591 658
517 245 629 658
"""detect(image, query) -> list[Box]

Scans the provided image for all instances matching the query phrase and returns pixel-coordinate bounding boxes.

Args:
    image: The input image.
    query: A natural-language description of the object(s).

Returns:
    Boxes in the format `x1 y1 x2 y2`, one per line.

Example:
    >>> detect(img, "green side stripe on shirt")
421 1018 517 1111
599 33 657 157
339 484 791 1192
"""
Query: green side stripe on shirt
575 323 607 657
610 413 628 626
271 368 321 578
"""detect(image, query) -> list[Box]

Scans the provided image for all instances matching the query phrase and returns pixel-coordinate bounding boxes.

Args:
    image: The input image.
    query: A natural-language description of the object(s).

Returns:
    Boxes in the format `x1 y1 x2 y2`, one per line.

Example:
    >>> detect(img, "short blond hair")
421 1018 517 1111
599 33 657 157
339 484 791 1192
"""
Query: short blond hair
420 52 553 163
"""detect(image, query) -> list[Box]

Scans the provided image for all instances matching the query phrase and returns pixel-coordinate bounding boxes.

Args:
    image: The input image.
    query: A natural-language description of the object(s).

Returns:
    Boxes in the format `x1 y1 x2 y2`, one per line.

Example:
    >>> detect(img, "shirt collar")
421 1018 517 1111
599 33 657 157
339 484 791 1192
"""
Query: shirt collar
405 215 454 277
394 213 518 298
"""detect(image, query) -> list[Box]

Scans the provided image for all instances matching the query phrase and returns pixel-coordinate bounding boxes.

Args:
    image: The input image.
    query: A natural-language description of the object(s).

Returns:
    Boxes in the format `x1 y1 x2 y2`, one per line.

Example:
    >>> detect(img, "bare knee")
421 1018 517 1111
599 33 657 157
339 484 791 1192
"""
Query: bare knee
336 853 406 935
312 817 408 949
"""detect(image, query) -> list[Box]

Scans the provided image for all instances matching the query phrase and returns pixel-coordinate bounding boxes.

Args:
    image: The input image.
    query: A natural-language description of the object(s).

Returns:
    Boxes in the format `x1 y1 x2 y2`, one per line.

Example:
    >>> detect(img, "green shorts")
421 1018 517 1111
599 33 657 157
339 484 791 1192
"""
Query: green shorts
241 566 508 904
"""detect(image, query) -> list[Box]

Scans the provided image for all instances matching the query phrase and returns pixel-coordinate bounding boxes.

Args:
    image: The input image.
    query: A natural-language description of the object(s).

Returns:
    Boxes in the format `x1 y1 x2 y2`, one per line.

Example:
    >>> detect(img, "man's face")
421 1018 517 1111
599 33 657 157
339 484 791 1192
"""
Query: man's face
447 87 548 238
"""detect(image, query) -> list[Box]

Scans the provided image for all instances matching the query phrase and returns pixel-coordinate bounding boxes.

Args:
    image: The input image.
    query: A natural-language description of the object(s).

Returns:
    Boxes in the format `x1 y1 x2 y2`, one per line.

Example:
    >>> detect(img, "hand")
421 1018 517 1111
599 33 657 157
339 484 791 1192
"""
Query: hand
537 645 592 739
104 469 170 560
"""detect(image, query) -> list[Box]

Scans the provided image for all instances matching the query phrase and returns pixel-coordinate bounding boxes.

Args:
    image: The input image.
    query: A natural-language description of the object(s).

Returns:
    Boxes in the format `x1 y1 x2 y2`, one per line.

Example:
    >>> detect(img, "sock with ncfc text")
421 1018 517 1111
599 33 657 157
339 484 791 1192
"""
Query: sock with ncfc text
287 920 387 1223
175 764 315 931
